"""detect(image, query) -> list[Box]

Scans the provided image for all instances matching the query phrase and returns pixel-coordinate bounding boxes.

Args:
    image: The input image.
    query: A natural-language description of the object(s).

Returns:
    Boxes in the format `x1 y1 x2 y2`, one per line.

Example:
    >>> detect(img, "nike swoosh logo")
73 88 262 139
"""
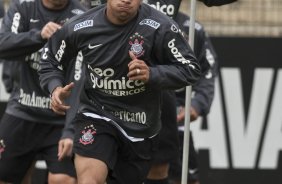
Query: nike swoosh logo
88 44 102 49
30 19 39 23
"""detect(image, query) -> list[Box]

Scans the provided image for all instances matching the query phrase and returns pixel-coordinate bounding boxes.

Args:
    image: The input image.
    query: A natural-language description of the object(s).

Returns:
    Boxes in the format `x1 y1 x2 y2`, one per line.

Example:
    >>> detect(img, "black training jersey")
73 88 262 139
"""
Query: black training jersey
0 0 85 124
39 4 201 138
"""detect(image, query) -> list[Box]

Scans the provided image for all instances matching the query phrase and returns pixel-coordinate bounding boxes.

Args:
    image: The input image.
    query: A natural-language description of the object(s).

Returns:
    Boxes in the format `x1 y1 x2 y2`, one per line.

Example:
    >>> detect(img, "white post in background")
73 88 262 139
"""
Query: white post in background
181 0 196 183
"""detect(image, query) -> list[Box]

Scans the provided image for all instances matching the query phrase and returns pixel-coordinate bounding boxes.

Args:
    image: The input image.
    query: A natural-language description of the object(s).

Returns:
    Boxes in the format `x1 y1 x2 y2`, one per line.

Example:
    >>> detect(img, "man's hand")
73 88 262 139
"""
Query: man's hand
190 107 199 122
177 106 185 123
176 106 199 123
127 51 150 82
41 22 62 40
51 82 74 115
58 138 73 161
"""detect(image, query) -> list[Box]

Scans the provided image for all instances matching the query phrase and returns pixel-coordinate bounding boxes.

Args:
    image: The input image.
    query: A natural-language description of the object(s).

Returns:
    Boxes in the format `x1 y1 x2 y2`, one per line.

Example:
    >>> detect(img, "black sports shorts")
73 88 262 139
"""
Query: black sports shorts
0 113 76 183
73 113 157 184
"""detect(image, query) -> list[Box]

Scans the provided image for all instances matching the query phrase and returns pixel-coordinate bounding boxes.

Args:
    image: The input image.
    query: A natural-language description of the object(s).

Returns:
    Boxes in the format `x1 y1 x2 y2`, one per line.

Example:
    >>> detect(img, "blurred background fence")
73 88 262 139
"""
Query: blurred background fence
180 0 282 37
3 0 281 37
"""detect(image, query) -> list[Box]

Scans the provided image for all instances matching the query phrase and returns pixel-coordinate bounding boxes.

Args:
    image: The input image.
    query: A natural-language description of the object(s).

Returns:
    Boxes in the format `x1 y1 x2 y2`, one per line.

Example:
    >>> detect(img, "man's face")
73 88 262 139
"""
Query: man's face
43 0 69 10
107 0 142 24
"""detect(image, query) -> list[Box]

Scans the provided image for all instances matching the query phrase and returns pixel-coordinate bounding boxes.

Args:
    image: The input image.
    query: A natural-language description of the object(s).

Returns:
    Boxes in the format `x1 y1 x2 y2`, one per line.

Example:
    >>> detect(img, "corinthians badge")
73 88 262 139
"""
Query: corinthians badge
129 32 145 58
79 124 97 145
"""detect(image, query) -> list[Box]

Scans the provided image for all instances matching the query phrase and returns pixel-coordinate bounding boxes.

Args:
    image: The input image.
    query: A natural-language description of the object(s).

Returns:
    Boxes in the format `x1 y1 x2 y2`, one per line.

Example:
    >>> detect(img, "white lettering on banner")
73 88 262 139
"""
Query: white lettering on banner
222 68 273 168
259 69 282 169
190 78 229 168
192 67 281 170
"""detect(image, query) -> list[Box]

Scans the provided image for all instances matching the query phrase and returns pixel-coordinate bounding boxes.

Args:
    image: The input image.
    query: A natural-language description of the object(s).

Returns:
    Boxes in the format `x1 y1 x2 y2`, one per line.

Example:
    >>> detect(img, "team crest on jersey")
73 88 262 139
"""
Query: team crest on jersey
129 32 145 58
79 124 97 145
0 139 6 159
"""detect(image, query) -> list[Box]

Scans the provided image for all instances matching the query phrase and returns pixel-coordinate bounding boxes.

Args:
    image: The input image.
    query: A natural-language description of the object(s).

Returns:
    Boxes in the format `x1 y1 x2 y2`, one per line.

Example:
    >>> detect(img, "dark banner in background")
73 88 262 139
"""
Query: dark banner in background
1 37 282 184
192 37 282 184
